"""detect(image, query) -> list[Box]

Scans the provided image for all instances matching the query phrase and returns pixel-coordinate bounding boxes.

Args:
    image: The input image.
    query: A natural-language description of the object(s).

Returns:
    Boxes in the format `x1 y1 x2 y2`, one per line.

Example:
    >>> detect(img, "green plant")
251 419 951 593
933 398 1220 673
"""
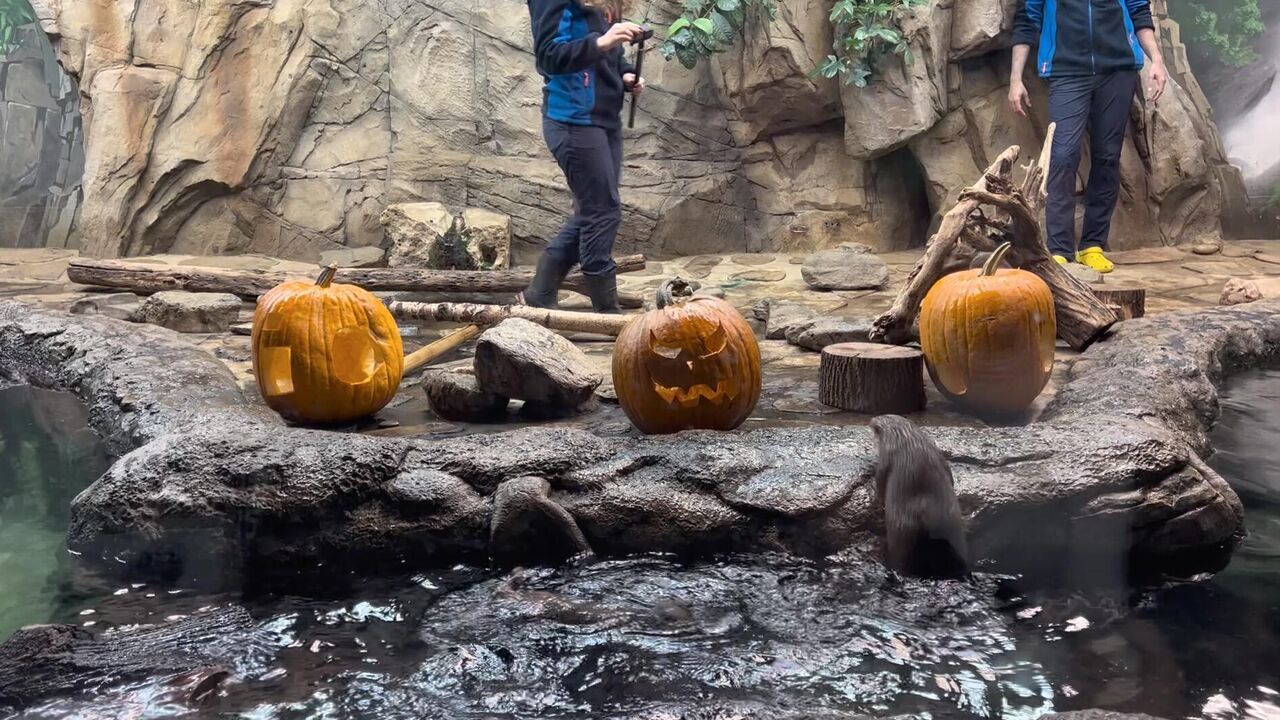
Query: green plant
1168 0 1265 68
1269 184 1280 209
815 0 929 87
658 0 778 70
0 0 36 54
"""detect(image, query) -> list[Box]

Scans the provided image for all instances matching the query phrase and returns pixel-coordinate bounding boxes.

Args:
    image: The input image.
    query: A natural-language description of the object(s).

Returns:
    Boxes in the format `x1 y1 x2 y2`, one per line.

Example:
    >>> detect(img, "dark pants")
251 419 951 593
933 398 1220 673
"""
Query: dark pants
1044 71 1138 258
542 117 622 276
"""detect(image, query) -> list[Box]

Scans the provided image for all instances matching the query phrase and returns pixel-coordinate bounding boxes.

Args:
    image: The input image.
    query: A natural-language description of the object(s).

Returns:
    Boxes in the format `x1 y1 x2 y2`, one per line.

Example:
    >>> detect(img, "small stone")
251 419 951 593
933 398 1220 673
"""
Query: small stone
214 345 250 362
134 291 242 333
1190 243 1221 256
731 269 787 283
1063 262 1103 285
474 318 602 410
1219 278 1263 306
229 323 253 336
801 247 889 291
764 301 816 340
69 293 141 322
731 253 774 266
422 369 509 422
319 246 386 268
682 255 723 279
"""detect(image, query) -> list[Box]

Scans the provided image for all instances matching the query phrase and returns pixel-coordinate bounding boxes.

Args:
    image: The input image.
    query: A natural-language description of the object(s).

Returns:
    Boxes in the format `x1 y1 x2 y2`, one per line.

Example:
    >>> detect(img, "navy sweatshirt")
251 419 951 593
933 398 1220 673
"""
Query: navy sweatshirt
1012 0 1156 78
528 0 636 130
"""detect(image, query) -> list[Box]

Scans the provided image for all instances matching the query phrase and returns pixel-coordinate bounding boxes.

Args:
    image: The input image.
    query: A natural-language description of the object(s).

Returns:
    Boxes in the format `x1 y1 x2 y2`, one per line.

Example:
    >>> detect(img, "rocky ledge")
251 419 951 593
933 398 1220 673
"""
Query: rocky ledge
2 299 1275 586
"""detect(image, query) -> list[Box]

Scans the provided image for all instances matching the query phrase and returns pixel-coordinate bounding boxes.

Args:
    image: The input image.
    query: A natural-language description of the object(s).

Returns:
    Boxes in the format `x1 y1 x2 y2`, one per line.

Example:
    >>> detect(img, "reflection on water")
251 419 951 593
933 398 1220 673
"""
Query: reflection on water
0 384 113 639
5 372 1280 719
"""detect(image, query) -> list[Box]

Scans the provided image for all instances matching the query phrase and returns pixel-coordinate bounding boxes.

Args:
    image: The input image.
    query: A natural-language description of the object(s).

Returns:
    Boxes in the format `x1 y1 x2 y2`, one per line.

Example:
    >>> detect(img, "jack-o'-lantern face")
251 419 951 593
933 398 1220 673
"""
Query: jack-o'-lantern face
613 279 761 434
251 265 404 425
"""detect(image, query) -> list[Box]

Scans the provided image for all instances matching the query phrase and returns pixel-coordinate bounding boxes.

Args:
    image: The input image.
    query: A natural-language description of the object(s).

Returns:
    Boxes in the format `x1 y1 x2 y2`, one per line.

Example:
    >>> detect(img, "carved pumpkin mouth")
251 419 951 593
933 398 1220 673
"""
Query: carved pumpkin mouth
652 379 739 407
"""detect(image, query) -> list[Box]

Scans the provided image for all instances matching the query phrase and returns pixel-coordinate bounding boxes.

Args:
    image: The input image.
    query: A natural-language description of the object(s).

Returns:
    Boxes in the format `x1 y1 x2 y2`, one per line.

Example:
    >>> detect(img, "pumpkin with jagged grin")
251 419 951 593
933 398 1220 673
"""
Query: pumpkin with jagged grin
612 278 762 434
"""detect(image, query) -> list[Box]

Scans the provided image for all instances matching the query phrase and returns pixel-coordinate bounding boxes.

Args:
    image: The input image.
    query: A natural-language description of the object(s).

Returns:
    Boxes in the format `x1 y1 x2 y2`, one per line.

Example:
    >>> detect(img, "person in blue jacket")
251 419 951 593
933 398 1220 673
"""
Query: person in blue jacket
1009 0 1168 274
520 0 646 314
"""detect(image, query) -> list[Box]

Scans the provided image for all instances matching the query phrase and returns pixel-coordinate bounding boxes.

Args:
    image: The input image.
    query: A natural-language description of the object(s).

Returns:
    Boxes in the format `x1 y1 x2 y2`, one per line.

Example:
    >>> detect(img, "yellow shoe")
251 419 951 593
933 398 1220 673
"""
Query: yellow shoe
1053 255 1069 265
1076 247 1114 273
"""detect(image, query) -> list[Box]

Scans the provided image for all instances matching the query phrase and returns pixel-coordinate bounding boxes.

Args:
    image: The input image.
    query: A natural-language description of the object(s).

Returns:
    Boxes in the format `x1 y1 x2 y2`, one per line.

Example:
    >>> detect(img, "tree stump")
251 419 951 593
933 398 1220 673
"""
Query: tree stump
819 342 926 414
1092 286 1146 320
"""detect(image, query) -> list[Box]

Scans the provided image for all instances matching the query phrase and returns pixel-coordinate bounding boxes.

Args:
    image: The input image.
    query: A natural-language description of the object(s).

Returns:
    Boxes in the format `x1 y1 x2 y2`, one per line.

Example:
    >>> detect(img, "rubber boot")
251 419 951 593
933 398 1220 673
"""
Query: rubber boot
519 253 573 309
582 272 622 315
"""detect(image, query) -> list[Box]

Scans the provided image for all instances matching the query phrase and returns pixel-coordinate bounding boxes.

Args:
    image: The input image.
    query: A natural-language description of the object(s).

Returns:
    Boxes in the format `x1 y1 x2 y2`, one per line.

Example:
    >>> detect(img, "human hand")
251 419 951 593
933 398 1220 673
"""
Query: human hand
597 22 644 52
1147 59 1168 103
623 73 645 96
1008 81 1031 117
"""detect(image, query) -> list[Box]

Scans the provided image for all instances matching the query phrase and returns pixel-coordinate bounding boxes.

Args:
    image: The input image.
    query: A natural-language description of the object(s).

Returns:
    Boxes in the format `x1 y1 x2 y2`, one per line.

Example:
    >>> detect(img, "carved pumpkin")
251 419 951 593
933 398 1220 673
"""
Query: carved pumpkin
919 242 1056 417
612 278 762 435
252 265 404 424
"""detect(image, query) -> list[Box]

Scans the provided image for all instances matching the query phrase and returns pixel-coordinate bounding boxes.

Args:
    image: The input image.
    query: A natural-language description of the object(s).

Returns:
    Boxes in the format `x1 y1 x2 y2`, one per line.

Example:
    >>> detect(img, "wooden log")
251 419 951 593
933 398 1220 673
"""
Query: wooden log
65 255 647 300
403 325 481 375
818 342 926 414
389 301 633 337
1091 285 1146 320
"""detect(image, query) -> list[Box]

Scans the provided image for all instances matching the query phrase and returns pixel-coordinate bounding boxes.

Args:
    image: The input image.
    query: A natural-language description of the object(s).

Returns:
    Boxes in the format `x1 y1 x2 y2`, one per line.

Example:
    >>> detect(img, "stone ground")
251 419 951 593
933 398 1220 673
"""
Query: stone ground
3 241 1279 435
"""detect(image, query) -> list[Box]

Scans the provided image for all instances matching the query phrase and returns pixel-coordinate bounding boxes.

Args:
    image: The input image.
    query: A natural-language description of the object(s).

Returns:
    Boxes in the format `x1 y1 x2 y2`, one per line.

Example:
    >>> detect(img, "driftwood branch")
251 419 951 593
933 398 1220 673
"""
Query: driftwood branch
403 325 481 375
870 126 1118 351
389 301 633 337
66 256 647 306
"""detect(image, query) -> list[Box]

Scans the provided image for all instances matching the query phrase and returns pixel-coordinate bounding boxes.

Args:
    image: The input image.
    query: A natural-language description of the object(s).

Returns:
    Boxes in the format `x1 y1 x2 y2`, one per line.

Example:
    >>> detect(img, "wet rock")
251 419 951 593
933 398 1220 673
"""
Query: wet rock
134 291 242 333
1063 262 1103 285
784 316 875 351
473 318 601 410
491 476 592 562
422 368 509 422
319 246 385 268
1040 712 1169 720
801 245 889 291
68 293 142 322
763 300 816 340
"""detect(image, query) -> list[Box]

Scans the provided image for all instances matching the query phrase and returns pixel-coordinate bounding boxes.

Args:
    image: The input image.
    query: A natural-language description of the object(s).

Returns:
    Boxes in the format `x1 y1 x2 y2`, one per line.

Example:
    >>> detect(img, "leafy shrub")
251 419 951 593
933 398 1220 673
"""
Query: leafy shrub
816 0 929 87
1168 0 1265 68
658 0 778 69
0 0 37 54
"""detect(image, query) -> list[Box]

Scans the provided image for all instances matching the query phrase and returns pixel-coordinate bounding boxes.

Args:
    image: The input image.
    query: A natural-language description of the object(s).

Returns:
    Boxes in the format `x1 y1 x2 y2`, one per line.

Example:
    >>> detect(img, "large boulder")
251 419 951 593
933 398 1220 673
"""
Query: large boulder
382 202 456 269
473 318 601 410
134 291 241 333
801 244 890 290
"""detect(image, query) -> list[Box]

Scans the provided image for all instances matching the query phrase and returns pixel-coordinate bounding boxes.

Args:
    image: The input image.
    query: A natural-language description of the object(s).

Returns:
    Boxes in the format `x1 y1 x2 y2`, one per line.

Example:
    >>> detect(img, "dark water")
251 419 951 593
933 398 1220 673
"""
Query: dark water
5 373 1280 719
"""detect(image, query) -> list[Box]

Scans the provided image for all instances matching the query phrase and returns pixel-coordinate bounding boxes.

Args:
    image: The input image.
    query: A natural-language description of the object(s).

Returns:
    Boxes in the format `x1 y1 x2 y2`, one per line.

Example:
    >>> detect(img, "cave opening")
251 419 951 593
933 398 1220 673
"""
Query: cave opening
871 145 933 251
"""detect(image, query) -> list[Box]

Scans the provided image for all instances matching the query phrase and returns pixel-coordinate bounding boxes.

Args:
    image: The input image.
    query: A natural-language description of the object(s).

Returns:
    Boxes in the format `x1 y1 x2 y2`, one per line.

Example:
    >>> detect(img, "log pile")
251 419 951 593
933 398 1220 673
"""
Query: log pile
869 126 1120 352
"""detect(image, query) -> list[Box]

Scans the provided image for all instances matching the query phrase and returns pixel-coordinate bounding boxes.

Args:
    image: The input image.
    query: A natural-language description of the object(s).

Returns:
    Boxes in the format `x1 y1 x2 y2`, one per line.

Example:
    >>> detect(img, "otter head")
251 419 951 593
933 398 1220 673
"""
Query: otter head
870 414 915 446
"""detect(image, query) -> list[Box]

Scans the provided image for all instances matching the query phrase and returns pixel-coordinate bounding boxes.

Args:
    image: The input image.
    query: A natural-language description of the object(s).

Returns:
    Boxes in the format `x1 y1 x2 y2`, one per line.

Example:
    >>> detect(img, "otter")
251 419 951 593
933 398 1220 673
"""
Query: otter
869 414 970 580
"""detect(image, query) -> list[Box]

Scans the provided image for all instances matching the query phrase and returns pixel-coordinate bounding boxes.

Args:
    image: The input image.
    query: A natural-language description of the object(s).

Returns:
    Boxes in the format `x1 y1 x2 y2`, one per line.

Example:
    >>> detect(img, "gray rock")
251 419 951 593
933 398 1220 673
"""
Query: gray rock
1040 712 1170 720
1063 262 1104 285
1189 242 1221 256
68 293 142 322
422 368 509 422
319 246 386 268
784 315 875 350
134 291 242 333
382 202 456 269
457 208 512 270
763 300 817 340
801 246 890 291
473 318 601 410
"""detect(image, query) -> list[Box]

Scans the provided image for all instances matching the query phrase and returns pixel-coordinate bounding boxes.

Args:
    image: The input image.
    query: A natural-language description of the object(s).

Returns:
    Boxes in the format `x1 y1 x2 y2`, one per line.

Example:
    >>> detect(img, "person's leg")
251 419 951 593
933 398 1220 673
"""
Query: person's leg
572 125 623 314
521 119 583 308
1078 71 1139 273
1044 76 1094 262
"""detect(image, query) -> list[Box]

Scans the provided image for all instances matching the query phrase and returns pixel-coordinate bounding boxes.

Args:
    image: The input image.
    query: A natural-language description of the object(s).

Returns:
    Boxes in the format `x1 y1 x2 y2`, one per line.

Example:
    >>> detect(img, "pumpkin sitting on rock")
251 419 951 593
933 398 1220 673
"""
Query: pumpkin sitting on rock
612 278 761 435
251 265 404 425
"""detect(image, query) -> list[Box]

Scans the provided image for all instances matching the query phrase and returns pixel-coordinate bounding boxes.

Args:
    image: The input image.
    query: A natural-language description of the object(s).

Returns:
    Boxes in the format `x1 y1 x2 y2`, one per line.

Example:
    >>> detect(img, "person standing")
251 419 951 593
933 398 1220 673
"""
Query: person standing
521 0 646 313
1009 0 1168 273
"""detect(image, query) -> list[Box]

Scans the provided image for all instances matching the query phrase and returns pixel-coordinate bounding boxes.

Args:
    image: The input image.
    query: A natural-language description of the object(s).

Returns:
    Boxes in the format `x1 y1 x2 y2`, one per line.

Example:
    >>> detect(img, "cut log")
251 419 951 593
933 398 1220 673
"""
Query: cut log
1091 285 1146 320
66 255 647 301
390 301 633 337
0 606 254 710
818 342 926 414
403 325 481 375
870 125 1119 352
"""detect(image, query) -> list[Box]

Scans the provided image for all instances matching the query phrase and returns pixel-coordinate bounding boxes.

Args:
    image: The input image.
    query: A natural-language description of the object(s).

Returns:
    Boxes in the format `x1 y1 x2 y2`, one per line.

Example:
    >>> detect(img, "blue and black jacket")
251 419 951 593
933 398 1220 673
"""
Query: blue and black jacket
529 0 636 130
1012 0 1155 78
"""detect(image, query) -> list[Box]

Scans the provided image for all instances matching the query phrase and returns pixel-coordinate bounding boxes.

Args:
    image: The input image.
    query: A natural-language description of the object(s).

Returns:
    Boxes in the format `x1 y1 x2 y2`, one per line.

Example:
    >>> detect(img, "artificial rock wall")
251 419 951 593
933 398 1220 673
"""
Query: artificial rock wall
27 0 1242 262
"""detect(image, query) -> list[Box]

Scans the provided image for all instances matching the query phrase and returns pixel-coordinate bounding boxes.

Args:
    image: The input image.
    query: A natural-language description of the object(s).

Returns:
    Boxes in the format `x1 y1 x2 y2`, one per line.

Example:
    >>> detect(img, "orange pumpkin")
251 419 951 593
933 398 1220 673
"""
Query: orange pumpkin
612 278 761 435
251 265 404 424
919 242 1056 417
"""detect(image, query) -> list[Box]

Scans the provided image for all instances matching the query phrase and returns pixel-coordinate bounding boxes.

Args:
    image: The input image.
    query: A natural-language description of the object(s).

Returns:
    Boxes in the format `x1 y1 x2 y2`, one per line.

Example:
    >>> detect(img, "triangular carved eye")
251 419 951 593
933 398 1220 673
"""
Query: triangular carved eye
648 329 685 359
699 322 728 358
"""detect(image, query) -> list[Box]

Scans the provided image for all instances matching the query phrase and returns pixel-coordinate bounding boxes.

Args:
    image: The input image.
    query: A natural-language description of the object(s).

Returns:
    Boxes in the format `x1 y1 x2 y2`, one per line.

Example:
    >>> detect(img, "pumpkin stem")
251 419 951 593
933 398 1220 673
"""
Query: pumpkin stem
981 242 1013 277
656 277 695 309
315 264 339 289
